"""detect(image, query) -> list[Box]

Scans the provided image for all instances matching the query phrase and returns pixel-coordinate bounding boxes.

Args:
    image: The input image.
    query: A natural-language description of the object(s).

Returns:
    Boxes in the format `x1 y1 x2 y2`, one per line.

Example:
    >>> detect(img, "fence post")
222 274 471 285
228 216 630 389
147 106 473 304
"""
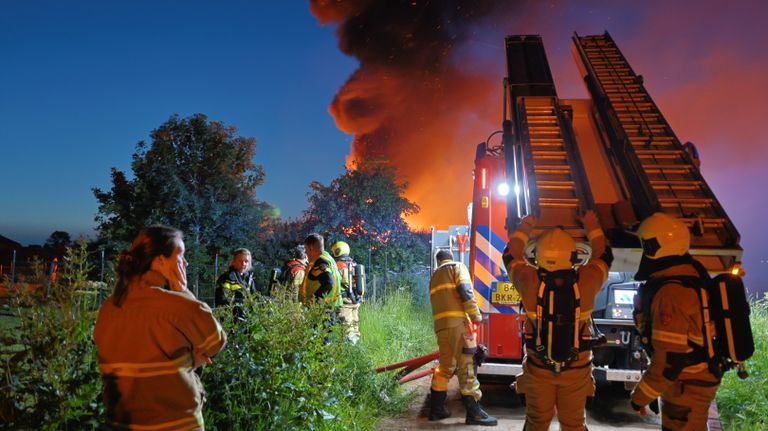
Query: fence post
99 249 106 304
11 249 16 284
100 249 105 282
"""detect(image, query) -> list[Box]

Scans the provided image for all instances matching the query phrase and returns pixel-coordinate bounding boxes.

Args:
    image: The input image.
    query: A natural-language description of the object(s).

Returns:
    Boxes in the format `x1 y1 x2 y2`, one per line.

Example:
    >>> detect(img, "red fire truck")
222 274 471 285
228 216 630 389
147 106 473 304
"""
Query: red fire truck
449 32 743 385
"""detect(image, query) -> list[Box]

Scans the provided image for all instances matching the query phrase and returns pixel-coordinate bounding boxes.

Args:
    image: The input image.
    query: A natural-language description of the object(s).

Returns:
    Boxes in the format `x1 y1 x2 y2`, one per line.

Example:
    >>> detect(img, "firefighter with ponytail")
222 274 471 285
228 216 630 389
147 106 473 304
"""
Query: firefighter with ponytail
94 226 226 430
503 210 612 431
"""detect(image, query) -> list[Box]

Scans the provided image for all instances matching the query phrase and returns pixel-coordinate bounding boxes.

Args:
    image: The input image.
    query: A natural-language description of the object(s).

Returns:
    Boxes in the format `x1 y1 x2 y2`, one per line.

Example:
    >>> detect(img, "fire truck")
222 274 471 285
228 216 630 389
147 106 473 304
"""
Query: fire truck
444 32 743 386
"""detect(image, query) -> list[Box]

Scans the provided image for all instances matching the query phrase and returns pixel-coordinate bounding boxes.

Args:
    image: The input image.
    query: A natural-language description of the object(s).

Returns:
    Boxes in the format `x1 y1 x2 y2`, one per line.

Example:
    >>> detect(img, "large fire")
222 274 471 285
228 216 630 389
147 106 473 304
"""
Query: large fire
310 0 505 231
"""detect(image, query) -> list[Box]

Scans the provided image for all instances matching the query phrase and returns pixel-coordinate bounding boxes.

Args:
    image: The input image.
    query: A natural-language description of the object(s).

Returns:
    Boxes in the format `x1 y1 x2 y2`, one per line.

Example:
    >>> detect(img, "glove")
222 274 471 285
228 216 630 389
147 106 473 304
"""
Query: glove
630 400 647 417
649 398 660 415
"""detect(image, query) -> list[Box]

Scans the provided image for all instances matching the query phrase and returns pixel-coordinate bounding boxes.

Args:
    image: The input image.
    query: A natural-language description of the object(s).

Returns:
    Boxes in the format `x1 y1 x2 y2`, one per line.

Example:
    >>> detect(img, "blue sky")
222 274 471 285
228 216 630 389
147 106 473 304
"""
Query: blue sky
0 1 356 244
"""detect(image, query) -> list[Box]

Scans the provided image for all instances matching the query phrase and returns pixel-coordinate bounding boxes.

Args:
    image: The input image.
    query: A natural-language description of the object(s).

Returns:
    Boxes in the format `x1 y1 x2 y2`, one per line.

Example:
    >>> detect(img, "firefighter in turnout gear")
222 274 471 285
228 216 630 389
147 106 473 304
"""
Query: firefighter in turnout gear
300 234 343 343
503 211 612 431
331 241 362 344
630 212 721 430
215 248 257 317
429 249 497 426
275 245 308 302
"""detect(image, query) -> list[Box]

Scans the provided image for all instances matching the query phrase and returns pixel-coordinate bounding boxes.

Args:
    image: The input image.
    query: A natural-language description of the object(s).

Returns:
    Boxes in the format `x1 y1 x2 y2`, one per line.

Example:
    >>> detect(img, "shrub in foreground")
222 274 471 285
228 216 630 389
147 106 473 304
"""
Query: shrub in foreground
717 294 768 430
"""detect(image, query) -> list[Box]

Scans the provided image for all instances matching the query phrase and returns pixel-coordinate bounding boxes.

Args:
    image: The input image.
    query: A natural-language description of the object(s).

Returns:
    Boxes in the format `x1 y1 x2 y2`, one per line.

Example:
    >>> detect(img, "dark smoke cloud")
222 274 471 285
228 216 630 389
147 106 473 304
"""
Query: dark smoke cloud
310 0 508 229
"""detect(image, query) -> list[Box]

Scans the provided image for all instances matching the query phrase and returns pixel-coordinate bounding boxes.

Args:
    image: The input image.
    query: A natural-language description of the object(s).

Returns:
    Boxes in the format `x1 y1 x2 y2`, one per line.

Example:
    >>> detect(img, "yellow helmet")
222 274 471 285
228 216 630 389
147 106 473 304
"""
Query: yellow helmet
534 228 577 271
330 241 350 258
637 212 690 259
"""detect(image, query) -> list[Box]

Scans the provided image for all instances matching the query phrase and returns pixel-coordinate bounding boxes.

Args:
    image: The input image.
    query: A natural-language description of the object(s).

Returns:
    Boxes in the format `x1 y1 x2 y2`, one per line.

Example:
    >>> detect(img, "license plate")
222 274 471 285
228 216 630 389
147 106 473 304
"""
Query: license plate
491 282 520 304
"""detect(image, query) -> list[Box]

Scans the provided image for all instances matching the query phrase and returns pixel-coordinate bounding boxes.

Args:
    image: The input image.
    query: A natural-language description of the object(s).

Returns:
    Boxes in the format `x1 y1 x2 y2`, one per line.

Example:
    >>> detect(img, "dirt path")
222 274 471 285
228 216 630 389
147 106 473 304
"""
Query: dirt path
377 377 663 430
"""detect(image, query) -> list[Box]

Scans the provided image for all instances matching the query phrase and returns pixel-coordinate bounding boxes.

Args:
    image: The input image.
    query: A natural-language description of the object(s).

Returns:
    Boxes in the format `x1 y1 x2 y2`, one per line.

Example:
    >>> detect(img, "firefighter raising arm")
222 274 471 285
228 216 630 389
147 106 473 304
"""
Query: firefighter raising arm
577 210 612 287
502 215 539 294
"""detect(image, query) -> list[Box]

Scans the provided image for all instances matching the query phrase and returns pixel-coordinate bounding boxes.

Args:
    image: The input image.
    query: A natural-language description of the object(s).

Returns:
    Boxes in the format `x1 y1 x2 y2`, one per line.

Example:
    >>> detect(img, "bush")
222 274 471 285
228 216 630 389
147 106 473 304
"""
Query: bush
0 239 104 430
717 294 768 430
202 276 435 430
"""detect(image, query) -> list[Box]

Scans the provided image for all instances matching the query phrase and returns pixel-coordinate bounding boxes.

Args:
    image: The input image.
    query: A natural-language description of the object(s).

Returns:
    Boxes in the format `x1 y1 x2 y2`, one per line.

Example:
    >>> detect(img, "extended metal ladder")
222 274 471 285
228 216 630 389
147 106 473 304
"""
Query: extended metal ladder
504 35 592 241
516 96 591 233
573 32 740 269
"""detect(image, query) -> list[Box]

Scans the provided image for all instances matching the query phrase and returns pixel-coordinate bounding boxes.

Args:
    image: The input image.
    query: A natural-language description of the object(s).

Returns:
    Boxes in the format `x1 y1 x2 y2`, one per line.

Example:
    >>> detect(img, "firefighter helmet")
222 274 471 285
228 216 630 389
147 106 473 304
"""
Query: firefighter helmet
534 228 577 271
330 241 350 258
637 212 690 259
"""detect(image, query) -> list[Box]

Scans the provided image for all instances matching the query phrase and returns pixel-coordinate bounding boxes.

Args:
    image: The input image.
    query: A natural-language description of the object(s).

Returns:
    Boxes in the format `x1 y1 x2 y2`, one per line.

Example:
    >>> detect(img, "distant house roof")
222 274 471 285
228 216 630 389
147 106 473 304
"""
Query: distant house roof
0 234 22 251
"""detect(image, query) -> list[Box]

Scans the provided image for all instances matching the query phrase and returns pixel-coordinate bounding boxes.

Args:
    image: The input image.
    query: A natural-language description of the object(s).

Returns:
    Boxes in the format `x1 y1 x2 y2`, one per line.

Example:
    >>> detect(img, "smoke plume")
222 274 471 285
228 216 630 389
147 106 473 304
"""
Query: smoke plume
310 0 508 230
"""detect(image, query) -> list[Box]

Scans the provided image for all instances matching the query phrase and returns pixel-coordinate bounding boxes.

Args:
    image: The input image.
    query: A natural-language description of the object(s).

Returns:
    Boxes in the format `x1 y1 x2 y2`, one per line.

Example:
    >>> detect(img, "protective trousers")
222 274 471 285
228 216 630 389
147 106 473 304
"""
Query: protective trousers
430 323 481 400
660 380 719 431
339 302 360 341
514 359 594 431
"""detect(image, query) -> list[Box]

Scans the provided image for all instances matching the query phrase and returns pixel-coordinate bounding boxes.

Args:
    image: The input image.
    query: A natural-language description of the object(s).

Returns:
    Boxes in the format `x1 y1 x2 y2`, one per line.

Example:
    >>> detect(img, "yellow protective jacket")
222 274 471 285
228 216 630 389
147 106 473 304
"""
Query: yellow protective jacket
429 260 482 332
631 263 719 407
504 224 610 369
301 251 343 307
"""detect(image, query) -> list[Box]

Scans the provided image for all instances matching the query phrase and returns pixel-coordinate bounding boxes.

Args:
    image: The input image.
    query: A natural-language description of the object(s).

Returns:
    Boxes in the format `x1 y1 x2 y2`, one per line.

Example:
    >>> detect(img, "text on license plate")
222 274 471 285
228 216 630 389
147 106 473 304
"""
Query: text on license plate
491 282 520 304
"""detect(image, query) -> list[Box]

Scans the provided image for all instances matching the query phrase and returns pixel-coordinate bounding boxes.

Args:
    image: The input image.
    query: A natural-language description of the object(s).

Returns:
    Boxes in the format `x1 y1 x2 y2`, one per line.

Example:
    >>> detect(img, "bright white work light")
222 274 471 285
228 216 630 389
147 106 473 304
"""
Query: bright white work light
496 182 510 196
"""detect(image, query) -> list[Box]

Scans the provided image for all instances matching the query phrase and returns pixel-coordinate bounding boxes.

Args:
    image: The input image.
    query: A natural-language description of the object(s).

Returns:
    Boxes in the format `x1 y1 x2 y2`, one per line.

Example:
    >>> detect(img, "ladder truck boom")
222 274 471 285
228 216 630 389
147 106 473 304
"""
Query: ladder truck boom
463 32 742 385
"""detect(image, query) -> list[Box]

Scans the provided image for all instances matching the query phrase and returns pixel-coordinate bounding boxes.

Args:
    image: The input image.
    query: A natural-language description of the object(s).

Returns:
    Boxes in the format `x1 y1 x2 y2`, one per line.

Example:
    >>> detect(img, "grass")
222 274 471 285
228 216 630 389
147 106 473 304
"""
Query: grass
717 294 768 430
360 290 435 371
335 289 436 430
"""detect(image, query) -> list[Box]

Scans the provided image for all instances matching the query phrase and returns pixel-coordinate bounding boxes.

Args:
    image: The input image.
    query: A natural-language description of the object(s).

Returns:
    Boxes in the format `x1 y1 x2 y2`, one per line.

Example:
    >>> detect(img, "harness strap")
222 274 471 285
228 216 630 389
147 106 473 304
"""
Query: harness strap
527 353 591 373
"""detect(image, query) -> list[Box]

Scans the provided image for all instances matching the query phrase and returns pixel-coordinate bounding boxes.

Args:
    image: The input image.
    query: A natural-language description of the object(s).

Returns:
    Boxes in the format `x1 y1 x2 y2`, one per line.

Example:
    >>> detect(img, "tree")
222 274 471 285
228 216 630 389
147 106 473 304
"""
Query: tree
43 231 72 258
92 114 274 294
304 159 427 272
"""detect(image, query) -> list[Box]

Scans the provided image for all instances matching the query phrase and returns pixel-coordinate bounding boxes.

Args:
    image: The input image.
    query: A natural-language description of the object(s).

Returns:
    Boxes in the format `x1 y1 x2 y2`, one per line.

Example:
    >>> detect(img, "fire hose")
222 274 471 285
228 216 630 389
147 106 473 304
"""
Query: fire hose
376 322 487 385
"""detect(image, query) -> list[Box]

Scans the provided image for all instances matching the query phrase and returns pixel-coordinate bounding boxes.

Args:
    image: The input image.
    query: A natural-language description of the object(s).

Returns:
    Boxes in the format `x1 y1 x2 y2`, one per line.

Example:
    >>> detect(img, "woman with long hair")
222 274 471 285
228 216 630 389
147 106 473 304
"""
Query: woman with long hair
94 226 226 430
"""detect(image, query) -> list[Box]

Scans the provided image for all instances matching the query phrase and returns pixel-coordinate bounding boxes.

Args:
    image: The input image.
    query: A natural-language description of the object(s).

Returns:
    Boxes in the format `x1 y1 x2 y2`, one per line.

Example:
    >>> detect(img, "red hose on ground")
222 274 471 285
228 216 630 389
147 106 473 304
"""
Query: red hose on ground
375 351 440 373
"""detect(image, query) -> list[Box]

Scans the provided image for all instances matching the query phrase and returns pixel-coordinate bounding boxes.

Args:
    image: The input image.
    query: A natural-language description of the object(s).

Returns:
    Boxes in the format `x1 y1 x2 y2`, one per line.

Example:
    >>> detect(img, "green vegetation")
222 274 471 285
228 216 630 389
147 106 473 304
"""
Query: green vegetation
1 250 435 430
0 239 104 430
717 294 768 430
2 113 438 429
203 281 434 430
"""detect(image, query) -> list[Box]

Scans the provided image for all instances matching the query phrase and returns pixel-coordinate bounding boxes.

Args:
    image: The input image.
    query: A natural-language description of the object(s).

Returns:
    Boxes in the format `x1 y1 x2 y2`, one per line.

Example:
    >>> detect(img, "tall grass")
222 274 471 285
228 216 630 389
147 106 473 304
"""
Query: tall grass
717 294 768 430
335 289 435 430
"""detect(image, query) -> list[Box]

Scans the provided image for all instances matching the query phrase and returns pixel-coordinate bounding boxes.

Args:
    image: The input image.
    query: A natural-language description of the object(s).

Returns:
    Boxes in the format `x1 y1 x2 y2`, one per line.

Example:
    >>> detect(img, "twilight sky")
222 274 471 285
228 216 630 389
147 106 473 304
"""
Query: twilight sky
1 1 766 291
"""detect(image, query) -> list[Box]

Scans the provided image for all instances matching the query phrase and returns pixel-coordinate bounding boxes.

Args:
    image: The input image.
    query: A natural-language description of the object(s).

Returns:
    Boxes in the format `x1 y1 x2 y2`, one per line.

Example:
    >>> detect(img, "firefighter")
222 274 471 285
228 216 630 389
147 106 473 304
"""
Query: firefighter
94 226 226 430
330 241 361 344
428 249 497 426
630 212 720 430
503 211 611 431
300 234 343 343
274 245 308 301
215 248 257 314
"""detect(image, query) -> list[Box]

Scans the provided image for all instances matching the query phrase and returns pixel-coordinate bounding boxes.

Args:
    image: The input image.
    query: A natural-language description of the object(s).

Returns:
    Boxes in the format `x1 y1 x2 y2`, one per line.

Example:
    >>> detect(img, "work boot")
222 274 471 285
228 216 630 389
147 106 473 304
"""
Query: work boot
462 395 498 426
428 389 451 421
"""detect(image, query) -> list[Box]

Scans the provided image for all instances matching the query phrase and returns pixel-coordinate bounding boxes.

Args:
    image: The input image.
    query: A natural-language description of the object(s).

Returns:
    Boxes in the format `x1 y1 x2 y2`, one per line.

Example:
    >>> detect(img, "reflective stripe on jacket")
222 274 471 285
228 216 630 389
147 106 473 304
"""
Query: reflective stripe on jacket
301 251 343 307
429 260 481 332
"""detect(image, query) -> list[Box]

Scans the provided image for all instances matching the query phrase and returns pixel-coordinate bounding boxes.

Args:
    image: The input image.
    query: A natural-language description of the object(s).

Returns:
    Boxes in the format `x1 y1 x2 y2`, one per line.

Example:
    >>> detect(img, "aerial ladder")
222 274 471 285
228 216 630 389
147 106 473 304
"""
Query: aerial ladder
572 32 741 272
